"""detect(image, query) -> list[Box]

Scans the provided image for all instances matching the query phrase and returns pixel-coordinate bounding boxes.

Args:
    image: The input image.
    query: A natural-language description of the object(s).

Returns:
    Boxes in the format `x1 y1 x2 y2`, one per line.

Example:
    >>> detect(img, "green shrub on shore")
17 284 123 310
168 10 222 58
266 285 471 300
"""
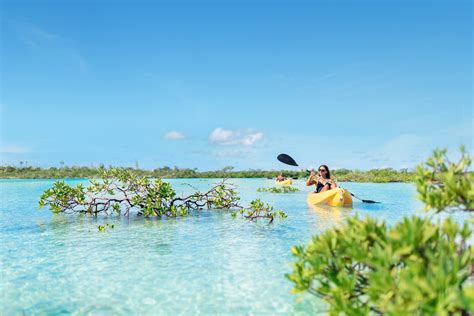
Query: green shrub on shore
1 165 416 183
331 168 414 183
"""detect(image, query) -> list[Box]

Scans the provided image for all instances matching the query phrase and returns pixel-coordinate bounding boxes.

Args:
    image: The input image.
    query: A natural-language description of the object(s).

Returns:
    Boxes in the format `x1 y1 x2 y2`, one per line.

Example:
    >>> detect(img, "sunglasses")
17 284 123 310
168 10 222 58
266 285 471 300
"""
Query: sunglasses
319 169 327 172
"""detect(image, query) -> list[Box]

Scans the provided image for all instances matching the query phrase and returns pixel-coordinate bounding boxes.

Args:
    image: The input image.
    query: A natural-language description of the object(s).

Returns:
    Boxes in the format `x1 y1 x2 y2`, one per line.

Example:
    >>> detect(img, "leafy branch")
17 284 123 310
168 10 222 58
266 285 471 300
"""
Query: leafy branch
287 216 473 315
257 186 299 193
416 146 473 212
231 198 287 224
39 168 285 224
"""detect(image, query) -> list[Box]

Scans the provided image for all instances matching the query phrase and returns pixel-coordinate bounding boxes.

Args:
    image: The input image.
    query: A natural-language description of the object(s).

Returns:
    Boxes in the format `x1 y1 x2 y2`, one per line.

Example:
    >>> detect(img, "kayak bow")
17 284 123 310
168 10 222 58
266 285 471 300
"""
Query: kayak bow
307 188 352 207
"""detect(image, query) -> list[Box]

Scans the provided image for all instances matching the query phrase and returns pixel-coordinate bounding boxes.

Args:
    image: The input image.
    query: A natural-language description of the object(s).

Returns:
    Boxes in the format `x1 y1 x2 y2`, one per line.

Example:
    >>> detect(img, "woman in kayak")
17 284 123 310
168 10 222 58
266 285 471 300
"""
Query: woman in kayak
276 173 286 182
306 165 337 193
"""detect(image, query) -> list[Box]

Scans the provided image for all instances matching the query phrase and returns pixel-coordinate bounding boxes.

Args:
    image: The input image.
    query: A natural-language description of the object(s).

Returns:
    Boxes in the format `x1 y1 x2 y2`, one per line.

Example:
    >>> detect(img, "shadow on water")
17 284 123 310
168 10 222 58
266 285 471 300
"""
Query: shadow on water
353 201 386 211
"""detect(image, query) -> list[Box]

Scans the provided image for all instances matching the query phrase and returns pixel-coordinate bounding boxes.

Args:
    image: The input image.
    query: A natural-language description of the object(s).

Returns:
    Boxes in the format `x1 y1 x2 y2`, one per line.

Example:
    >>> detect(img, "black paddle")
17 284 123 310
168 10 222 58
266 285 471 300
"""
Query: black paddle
277 153 380 204
348 193 379 204
277 153 298 166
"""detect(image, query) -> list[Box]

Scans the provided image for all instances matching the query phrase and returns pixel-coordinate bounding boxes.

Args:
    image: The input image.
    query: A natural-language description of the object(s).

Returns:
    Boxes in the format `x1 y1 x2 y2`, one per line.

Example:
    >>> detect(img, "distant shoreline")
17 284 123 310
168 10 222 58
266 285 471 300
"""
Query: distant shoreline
0 166 415 183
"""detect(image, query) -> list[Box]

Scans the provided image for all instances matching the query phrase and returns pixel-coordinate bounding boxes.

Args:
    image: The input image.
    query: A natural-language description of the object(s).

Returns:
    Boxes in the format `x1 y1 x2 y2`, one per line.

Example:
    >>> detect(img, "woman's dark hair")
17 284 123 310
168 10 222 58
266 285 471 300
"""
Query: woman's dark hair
319 165 331 179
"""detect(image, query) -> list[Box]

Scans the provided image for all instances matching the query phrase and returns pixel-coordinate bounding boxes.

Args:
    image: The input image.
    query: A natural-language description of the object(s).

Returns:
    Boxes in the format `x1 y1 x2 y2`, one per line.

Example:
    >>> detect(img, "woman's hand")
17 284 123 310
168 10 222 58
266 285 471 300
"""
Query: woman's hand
306 170 317 186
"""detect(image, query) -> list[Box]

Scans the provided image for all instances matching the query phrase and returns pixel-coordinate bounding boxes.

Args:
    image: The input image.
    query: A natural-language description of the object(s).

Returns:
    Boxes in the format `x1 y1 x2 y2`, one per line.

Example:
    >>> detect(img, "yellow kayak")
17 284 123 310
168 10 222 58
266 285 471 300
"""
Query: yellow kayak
307 188 352 207
275 179 293 186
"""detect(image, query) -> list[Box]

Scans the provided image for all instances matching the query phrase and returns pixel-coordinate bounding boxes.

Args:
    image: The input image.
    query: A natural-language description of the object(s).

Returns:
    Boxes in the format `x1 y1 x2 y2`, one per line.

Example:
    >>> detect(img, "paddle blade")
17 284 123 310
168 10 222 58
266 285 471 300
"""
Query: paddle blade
361 199 380 204
350 193 380 204
277 154 299 166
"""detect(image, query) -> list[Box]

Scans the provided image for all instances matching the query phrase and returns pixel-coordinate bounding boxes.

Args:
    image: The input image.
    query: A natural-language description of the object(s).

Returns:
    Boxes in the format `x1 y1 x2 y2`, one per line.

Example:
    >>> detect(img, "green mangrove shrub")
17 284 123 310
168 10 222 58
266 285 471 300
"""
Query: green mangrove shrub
231 198 287 224
257 186 300 193
416 146 473 212
287 147 474 315
288 216 473 314
39 167 285 223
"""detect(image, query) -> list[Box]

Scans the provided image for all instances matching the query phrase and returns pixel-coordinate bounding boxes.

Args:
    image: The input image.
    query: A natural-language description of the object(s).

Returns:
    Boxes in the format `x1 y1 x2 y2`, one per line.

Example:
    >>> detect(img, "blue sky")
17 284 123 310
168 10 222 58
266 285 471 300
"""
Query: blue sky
1 0 472 170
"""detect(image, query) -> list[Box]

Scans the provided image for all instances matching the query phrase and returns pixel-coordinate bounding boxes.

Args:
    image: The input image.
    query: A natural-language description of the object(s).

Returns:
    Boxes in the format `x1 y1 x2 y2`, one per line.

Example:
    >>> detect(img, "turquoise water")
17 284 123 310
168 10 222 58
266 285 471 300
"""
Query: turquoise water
1 178 424 314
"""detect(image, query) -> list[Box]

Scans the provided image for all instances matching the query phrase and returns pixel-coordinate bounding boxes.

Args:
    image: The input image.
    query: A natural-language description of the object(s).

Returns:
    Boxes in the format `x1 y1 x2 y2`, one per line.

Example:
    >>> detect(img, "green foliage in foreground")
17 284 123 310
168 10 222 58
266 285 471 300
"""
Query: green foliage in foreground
288 216 473 315
1 165 416 182
288 147 474 315
39 167 285 223
416 146 473 212
257 186 300 193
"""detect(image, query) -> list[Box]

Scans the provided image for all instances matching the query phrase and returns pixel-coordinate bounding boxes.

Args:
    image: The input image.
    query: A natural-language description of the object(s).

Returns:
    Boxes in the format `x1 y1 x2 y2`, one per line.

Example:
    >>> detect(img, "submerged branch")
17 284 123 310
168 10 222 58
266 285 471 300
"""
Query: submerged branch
39 168 285 224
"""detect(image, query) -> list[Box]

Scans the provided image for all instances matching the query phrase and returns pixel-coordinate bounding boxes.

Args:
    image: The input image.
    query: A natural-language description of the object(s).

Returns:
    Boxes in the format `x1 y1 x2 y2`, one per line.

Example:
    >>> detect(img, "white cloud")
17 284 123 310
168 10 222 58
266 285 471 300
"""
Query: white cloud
209 128 235 144
242 132 264 146
164 130 185 140
1 144 30 154
209 128 264 146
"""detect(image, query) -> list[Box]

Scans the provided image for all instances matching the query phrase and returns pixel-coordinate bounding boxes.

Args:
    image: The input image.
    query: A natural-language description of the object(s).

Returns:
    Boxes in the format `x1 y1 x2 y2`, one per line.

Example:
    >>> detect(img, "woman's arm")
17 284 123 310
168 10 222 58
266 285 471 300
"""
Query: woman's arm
306 170 317 186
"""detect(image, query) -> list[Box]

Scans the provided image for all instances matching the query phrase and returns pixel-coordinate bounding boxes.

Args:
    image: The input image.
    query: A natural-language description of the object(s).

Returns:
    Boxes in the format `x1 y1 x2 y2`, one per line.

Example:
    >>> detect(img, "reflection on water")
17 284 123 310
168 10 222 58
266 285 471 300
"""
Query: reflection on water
307 203 352 231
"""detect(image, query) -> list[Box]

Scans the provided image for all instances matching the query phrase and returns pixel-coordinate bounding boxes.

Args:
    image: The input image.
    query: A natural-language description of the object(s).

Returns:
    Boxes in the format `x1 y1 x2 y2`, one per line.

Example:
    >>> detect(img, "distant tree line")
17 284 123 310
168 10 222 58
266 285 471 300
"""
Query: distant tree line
0 164 416 182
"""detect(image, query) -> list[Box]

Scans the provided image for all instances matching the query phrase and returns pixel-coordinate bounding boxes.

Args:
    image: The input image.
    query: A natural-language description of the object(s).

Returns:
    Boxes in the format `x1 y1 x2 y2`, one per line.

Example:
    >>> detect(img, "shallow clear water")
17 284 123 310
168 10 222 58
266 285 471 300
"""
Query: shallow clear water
1 179 427 314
